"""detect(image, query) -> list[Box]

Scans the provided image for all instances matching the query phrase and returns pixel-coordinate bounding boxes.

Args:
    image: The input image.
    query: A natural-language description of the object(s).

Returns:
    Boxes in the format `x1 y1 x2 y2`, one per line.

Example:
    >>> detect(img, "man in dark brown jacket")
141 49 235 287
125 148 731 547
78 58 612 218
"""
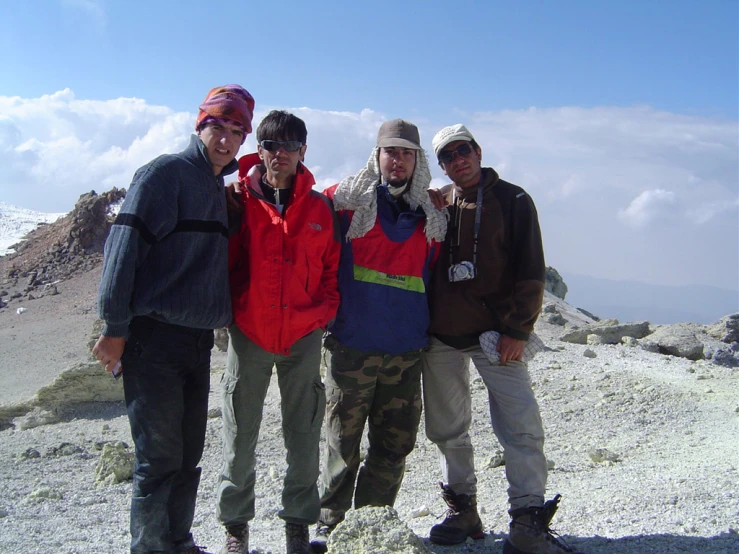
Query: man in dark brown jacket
422 124 582 554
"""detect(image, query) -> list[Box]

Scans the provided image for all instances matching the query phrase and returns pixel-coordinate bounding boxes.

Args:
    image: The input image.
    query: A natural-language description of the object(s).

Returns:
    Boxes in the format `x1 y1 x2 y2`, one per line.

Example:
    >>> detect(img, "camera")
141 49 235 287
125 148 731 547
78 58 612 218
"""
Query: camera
448 261 476 282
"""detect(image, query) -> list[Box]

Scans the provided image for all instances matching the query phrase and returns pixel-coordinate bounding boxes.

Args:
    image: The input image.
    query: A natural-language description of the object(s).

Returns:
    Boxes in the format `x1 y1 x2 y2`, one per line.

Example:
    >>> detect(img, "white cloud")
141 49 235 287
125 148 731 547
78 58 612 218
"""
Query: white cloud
0 91 737 289
618 189 678 228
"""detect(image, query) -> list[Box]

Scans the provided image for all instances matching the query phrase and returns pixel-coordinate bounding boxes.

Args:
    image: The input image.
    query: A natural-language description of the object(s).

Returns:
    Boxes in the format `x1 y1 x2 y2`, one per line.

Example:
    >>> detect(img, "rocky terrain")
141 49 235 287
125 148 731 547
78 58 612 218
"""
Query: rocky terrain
0 194 737 553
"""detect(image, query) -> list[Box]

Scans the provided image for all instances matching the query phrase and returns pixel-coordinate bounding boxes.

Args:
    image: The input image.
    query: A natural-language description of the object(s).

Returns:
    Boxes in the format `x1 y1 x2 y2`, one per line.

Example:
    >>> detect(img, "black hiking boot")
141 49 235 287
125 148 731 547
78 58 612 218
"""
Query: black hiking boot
429 482 485 545
309 520 336 554
286 522 311 554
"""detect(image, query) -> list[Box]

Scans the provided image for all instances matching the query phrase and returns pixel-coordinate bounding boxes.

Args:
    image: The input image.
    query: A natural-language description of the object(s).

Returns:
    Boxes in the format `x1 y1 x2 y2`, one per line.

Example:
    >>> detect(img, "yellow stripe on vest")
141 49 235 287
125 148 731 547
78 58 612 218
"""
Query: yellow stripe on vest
353 265 425 292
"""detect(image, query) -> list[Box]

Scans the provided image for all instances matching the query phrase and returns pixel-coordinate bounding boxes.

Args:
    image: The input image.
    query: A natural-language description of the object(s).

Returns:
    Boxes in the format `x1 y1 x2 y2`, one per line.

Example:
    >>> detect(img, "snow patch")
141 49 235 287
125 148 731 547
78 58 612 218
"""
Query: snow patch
0 202 67 256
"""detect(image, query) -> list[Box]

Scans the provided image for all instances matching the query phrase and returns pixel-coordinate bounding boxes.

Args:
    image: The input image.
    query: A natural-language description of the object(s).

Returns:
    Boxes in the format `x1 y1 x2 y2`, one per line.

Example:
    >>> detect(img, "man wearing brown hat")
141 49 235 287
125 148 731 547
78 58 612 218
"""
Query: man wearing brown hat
310 119 447 552
93 84 254 554
421 124 582 554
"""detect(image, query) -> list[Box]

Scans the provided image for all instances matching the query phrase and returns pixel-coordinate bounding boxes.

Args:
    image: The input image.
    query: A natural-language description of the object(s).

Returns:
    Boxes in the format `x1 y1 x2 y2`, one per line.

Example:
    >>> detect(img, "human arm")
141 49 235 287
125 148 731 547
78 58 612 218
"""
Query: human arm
497 335 525 364
98 164 177 339
92 335 126 375
427 184 454 211
319 202 342 327
428 188 446 211
504 189 546 340
225 180 244 221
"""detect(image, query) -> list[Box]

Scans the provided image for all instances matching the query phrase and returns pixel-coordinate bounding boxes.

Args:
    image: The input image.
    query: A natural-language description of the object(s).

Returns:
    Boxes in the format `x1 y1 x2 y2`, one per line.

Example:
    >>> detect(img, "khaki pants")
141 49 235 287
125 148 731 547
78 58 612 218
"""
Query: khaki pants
217 326 326 526
422 336 547 511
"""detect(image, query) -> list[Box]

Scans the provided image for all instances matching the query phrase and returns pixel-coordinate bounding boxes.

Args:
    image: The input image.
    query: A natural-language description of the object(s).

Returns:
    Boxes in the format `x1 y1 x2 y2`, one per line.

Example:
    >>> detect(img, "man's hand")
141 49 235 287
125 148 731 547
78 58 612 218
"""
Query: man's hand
497 335 525 365
92 335 126 374
427 188 446 211
225 181 244 216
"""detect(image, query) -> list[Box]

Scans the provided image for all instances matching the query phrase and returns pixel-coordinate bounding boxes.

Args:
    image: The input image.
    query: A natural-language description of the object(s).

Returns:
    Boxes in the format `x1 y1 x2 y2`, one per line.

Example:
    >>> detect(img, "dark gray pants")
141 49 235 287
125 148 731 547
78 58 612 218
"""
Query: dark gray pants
122 316 213 554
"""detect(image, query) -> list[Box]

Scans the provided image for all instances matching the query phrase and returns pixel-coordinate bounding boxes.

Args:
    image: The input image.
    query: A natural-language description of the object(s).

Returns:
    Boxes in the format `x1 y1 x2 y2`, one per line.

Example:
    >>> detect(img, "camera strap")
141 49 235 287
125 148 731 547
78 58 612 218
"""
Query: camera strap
449 176 485 267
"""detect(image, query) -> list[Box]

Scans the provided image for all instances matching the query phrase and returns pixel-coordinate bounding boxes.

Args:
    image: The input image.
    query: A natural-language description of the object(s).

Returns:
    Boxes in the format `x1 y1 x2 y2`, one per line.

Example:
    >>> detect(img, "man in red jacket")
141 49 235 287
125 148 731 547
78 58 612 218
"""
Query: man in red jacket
215 110 340 554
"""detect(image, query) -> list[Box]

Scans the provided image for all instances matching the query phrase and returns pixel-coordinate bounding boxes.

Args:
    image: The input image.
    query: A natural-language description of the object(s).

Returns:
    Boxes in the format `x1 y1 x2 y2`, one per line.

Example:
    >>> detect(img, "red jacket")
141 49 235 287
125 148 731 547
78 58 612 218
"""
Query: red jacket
228 153 341 355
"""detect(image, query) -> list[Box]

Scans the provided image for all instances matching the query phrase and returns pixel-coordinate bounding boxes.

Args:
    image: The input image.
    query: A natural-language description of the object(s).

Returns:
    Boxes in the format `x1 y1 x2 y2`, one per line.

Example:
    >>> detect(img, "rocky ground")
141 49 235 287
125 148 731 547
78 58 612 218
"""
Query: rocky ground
0 277 737 553
0 200 738 553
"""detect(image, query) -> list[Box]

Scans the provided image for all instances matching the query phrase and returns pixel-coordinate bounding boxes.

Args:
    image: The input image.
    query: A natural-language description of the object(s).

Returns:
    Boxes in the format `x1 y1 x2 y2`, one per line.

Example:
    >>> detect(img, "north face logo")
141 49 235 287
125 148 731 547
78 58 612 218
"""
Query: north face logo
308 222 322 231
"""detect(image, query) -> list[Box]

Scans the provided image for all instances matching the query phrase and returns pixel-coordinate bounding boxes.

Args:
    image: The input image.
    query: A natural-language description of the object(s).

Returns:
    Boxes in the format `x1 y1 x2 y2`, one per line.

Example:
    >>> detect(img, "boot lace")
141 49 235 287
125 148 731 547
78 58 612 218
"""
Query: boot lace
513 495 577 553
224 524 247 553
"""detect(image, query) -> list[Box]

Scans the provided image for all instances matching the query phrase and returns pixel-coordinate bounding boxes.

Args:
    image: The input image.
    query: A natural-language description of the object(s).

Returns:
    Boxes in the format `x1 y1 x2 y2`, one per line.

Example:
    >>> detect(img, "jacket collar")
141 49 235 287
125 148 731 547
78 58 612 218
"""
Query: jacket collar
377 184 424 220
237 152 316 200
454 167 500 201
188 134 239 180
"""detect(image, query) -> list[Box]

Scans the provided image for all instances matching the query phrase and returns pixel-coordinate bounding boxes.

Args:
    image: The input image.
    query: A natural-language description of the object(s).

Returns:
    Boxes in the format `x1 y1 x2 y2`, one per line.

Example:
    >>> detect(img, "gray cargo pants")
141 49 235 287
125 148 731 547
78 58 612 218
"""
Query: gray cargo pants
422 336 547 511
216 326 326 526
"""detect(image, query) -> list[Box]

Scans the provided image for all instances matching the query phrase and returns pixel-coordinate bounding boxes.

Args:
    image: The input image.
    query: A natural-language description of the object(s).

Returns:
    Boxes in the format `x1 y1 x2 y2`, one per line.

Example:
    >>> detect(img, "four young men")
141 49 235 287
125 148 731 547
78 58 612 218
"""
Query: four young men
96 96 579 554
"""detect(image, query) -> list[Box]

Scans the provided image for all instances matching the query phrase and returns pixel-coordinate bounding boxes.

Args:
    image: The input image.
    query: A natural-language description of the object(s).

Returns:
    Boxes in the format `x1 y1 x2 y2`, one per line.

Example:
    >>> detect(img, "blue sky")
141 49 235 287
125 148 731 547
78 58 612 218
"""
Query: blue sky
0 0 737 292
2 1 736 118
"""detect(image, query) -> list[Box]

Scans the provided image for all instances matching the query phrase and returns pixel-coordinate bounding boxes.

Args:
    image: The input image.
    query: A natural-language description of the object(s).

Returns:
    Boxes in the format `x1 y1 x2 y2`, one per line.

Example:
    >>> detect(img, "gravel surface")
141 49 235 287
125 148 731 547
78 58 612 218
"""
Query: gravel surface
0 275 737 553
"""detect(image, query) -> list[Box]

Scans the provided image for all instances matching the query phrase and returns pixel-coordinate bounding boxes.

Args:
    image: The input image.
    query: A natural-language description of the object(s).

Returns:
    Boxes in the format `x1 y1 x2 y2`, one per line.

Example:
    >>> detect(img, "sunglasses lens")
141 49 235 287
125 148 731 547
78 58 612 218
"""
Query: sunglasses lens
261 140 303 152
439 143 472 165
457 143 472 156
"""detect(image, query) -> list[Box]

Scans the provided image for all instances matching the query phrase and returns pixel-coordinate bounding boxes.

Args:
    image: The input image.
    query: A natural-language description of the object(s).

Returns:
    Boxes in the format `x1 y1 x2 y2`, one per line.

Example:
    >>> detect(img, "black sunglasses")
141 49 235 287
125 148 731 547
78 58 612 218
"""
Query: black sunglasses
438 143 473 165
260 140 303 153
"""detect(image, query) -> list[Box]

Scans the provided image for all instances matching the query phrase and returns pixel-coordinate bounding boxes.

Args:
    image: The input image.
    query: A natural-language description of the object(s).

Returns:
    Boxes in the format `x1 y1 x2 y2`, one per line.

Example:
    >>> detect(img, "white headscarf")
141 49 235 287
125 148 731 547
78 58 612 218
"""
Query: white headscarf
331 147 447 243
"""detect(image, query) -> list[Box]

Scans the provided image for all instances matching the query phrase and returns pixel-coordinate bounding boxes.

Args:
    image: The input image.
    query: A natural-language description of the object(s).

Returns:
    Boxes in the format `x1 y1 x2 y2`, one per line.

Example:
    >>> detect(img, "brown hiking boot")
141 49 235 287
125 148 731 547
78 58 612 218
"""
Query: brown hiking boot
503 495 583 553
220 523 248 554
429 482 485 545
285 522 311 554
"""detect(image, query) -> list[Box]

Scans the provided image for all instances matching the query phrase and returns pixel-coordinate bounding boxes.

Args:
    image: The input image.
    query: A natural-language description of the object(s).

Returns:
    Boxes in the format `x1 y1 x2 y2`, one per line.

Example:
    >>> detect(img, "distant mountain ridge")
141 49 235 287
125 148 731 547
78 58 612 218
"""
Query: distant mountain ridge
2 201 736 326
562 272 738 325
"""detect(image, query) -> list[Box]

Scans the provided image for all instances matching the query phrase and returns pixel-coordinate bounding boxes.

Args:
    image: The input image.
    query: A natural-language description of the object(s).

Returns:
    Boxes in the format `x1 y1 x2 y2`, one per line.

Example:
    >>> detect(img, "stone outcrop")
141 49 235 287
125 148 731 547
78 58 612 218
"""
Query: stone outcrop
327 506 430 554
706 313 739 344
1 189 125 307
541 302 567 326
559 320 651 345
712 347 739 368
0 320 124 429
0 361 125 430
644 323 705 361
545 266 568 300
94 441 134 485
34 361 124 406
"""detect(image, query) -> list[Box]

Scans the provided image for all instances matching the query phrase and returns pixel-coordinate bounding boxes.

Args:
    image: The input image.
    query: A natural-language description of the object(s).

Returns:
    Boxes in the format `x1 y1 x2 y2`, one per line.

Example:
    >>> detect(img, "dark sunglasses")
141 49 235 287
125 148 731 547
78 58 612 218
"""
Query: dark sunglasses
260 140 303 153
438 143 473 165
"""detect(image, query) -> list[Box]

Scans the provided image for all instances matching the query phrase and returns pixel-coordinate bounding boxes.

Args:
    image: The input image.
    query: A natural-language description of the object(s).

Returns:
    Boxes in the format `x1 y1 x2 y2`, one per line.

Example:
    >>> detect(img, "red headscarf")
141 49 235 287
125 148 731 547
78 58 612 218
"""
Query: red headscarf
196 85 255 134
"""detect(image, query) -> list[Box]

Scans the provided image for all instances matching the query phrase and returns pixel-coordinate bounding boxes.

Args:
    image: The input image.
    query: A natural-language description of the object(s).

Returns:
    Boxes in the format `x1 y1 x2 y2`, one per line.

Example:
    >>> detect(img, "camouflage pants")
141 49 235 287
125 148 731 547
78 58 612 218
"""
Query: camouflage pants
318 335 423 526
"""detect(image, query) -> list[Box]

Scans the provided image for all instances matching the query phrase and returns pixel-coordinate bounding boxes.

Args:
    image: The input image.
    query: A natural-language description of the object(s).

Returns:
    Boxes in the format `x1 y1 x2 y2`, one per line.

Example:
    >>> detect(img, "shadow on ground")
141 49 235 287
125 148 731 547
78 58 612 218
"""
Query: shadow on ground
422 531 739 553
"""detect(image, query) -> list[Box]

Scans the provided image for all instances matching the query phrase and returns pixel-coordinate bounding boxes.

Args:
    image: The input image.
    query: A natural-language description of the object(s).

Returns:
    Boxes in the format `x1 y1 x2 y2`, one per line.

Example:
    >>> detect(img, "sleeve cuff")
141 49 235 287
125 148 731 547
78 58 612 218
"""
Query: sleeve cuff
102 321 130 338
504 327 531 341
